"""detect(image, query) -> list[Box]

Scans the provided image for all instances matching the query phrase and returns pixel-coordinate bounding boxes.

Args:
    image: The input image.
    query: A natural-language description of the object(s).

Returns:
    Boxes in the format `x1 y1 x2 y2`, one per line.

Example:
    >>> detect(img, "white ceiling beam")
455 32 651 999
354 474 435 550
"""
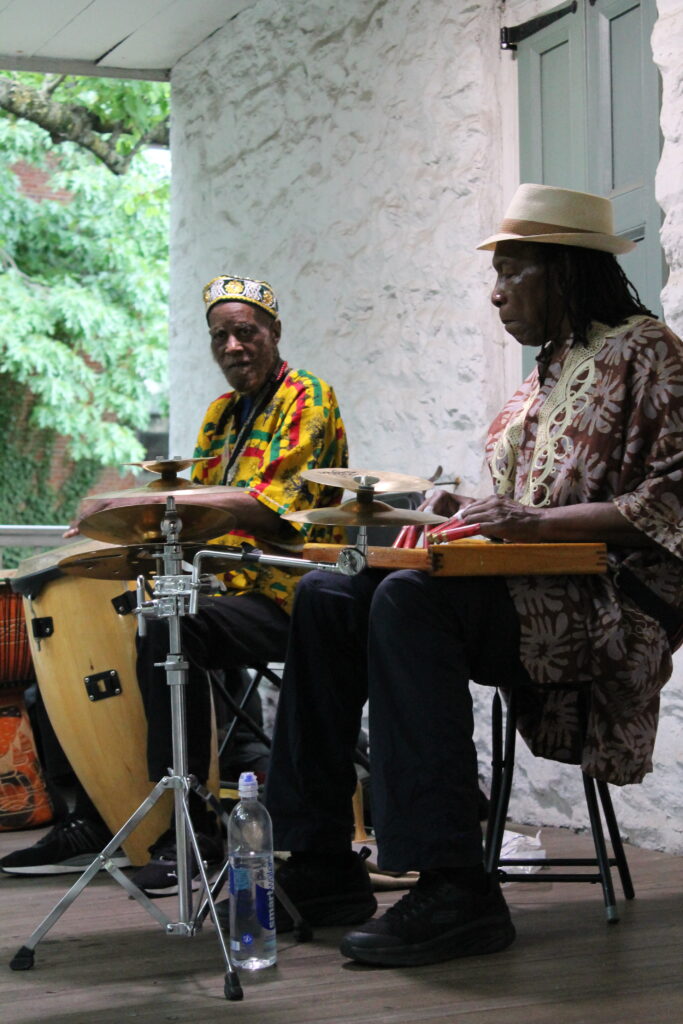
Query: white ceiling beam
0 54 169 81
97 0 253 69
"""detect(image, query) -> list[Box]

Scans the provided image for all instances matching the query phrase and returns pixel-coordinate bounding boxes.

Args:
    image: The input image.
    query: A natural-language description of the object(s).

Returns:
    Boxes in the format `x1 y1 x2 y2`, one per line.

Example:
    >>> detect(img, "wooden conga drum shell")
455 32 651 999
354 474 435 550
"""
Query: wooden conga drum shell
20 570 219 866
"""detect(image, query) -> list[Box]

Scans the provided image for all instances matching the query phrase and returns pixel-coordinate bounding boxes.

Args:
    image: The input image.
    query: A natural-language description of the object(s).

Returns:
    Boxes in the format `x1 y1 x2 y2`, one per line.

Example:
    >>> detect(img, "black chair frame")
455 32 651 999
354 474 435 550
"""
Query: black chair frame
483 686 635 923
212 665 371 781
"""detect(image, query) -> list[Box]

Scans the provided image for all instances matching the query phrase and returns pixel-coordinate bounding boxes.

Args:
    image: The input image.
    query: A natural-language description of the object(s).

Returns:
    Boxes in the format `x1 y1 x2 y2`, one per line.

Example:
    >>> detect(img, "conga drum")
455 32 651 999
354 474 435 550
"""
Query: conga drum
0 572 54 831
13 540 219 866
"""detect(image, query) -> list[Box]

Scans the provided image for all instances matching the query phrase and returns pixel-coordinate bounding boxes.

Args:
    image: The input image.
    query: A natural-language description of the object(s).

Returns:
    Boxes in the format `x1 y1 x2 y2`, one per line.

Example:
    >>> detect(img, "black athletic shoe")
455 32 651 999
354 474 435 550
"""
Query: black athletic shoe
214 848 377 933
0 814 130 876
339 875 516 967
131 828 224 897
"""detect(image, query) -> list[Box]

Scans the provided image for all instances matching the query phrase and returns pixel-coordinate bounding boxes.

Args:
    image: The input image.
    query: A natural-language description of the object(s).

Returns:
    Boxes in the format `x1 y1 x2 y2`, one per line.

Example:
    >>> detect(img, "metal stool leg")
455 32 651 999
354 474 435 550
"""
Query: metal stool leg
596 779 635 899
485 688 518 877
582 773 619 923
484 684 633 922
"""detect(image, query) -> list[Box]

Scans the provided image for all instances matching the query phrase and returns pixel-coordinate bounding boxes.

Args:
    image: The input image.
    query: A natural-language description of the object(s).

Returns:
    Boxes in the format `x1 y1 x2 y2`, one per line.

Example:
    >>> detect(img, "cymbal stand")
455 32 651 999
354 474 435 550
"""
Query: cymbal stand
10 498 246 998
10 497 359 999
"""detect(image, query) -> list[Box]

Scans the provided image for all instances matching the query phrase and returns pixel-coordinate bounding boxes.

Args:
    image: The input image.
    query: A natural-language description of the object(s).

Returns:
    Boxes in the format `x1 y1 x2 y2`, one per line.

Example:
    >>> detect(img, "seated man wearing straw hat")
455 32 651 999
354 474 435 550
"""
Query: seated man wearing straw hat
1 275 349 889
261 184 683 966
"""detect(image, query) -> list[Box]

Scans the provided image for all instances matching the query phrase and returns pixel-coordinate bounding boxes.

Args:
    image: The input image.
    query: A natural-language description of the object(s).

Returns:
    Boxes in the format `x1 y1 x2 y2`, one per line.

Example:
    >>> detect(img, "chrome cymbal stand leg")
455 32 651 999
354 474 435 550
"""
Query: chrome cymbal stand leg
10 496 243 1002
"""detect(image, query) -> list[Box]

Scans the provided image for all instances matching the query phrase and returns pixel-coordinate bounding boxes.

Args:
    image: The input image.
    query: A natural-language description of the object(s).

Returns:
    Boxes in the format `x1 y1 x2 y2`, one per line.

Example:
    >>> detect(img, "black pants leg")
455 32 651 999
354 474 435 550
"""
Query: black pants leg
266 569 380 852
267 569 532 871
136 592 289 784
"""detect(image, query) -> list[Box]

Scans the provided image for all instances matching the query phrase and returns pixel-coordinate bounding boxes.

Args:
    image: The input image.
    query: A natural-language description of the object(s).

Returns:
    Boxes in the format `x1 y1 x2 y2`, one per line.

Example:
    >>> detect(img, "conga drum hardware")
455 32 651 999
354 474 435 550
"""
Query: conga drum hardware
84 670 121 702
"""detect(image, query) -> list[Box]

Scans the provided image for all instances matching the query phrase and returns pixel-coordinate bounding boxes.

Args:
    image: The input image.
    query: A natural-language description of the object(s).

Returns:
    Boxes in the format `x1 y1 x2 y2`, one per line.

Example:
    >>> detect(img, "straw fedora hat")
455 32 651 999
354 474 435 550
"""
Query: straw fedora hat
477 183 635 255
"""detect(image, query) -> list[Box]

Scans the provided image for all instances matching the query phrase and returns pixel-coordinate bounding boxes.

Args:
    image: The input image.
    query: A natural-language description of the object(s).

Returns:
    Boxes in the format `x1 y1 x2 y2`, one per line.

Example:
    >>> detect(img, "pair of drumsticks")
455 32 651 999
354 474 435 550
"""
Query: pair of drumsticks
393 519 482 549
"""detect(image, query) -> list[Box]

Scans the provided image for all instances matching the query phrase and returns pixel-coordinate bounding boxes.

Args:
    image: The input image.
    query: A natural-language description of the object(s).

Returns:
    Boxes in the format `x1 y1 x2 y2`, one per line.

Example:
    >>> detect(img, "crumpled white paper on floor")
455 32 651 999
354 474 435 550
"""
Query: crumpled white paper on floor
499 828 546 873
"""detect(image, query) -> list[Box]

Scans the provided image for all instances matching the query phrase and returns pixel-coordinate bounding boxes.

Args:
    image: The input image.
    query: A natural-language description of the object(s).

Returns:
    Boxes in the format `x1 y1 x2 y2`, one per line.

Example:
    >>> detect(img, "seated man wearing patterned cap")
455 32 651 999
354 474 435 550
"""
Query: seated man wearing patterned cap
130 274 348 894
1 275 348 889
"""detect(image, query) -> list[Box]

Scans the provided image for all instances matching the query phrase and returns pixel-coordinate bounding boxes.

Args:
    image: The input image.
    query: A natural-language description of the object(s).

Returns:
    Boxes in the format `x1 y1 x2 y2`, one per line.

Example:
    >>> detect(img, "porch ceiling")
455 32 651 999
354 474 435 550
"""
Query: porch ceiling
0 0 259 80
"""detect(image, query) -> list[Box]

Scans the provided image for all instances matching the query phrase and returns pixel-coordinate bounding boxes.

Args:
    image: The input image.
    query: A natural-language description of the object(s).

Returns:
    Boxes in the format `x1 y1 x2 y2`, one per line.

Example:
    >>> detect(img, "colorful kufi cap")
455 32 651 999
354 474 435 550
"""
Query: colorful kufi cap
202 275 279 318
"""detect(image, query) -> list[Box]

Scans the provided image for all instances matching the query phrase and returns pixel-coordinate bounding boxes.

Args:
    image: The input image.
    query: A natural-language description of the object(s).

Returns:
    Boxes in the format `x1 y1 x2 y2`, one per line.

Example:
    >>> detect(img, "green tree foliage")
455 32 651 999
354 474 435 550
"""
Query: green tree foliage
0 72 170 522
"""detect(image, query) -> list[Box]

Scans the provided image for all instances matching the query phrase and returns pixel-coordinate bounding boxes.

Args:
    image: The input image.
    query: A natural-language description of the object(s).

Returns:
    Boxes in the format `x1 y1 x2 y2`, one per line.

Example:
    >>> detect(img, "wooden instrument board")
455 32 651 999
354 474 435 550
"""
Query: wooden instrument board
303 539 608 575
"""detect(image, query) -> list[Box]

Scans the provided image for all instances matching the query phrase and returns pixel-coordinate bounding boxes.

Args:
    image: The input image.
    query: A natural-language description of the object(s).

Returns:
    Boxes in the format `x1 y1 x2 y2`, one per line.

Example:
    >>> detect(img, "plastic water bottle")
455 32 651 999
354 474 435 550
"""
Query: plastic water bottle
227 771 277 970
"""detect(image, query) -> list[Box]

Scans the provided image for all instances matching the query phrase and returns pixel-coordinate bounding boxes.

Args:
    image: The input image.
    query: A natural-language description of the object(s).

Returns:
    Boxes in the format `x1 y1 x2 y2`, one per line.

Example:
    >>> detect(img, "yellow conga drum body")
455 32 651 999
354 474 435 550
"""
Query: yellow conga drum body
14 541 218 866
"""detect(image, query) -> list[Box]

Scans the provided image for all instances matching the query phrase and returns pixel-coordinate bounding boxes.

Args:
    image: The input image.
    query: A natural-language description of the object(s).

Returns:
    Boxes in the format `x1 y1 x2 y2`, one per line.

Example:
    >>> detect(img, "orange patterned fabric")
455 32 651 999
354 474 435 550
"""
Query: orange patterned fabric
0 690 54 830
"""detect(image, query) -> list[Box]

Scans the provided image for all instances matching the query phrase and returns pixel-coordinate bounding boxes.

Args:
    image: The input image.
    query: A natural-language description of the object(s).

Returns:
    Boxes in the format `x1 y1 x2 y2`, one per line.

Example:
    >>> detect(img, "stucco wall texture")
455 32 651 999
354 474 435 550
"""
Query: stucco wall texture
169 0 683 854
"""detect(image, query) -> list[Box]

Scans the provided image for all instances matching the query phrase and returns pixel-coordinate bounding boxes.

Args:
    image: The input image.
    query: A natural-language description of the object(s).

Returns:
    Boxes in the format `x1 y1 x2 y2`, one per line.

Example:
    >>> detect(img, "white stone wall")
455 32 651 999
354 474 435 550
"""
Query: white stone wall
654 0 683 337
168 0 683 854
169 0 514 490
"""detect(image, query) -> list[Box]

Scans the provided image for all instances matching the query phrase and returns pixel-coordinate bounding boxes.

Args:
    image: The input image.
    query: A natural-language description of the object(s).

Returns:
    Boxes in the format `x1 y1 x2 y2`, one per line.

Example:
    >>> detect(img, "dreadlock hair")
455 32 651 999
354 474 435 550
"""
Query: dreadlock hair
541 244 656 348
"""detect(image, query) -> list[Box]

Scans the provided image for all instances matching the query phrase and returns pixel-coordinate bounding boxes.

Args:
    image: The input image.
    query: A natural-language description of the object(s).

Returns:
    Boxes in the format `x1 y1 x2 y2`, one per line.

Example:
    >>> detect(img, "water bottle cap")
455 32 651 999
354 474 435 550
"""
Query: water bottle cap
238 771 259 799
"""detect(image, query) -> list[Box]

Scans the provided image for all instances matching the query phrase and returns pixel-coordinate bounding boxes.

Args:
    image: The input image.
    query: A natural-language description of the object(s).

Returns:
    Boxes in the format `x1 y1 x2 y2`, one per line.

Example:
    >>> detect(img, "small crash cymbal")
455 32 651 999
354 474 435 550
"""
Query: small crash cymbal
284 499 447 527
124 457 212 475
58 543 201 581
78 502 235 546
301 468 436 494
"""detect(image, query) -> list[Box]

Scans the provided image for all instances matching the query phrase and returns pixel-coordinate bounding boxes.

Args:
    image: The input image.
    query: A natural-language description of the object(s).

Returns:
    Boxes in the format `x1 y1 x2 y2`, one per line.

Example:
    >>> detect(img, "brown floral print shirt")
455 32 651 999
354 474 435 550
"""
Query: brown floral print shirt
486 316 683 784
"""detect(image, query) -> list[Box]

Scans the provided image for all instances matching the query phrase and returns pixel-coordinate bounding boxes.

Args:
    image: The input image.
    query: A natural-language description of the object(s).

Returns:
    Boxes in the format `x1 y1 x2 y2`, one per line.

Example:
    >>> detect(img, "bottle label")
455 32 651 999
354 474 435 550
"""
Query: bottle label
255 880 275 931
228 863 275 932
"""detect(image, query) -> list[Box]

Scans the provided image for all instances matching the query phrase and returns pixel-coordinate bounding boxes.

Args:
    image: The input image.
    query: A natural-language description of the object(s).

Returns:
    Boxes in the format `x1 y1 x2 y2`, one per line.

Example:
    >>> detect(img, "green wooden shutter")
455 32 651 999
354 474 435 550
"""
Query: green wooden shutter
516 0 662 377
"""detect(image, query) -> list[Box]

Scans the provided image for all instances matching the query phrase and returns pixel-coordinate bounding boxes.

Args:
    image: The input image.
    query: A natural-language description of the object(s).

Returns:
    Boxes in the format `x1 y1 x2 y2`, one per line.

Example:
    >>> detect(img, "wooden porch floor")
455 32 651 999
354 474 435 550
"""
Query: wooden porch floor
1 824 681 1024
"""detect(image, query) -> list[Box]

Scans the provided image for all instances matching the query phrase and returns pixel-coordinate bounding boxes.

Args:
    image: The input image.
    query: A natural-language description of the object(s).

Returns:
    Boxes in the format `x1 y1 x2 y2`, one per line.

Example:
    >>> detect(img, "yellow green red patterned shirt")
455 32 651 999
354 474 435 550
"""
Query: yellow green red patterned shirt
191 366 348 615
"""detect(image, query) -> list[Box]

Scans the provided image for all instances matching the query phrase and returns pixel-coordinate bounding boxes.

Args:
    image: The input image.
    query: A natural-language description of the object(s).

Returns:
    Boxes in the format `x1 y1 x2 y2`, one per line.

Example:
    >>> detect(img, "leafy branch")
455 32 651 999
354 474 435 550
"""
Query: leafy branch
0 72 169 175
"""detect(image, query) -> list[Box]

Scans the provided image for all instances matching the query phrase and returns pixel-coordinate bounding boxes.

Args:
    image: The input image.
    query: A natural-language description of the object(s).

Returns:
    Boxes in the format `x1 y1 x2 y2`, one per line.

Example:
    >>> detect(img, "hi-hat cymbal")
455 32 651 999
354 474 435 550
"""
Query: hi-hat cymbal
83 482 239 501
59 543 203 581
301 469 436 493
78 502 235 546
284 499 447 527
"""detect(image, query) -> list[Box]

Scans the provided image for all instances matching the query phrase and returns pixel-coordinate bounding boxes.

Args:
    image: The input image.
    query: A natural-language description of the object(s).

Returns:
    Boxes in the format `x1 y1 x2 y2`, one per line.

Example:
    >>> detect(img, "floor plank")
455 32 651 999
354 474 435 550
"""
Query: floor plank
1 825 681 1024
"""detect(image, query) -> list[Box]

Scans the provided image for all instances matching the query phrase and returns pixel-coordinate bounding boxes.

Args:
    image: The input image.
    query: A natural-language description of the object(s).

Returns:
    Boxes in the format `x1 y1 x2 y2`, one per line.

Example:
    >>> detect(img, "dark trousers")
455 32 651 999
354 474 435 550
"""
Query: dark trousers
265 569 533 873
136 592 290 785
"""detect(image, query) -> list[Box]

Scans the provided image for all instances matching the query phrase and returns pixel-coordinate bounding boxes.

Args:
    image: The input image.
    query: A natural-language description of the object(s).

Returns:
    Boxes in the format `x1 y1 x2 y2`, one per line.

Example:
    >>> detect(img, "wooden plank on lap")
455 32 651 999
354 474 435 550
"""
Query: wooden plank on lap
304 544 430 571
431 539 608 576
304 541 608 575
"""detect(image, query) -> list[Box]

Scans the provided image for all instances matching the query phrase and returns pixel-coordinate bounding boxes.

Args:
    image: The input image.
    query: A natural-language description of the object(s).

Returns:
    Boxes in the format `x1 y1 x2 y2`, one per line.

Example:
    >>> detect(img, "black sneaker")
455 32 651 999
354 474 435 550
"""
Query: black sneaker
0 814 130 876
339 875 516 967
214 849 377 934
131 828 224 897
